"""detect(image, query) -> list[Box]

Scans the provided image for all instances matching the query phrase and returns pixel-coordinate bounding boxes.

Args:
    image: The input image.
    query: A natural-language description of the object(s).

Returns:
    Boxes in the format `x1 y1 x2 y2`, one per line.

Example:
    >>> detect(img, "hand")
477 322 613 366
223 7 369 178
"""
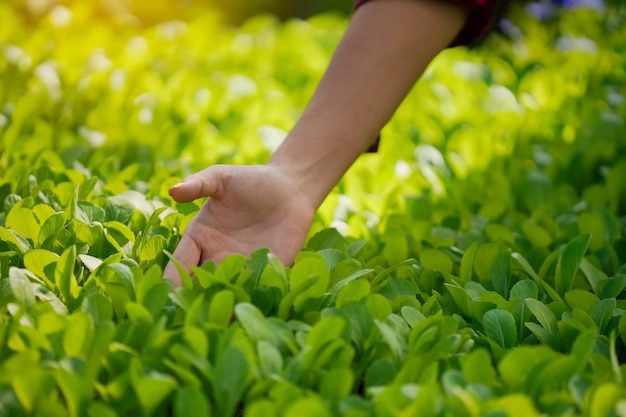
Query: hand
163 164 317 287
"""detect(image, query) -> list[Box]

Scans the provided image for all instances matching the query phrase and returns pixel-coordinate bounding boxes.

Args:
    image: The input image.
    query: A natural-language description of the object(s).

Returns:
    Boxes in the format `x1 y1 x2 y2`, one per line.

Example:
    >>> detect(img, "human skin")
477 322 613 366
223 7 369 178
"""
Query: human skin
164 0 467 286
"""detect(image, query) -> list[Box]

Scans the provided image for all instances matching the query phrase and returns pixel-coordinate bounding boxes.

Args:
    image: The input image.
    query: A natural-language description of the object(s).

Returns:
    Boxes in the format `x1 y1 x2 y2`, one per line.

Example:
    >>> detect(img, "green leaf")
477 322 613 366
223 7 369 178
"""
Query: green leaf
0 226 30 254
283 397 331 417
307 228 347 252
619 314 626 346
579 257 608 294
213 347 248 417
598 274 626 299
512 252 539 280
104 221 135 256
523 221 553 248
12 369 55 412
86 403 117 417
569 375 592 408
420 249 453 274
135 264 164 304
461 348 496 385
400 306 425 328
80 292 114 324
441 370 467 397
318 248 345 271
473 243 500 283
343 303 374 347
320 368 353 406
525 298 558 334
364 294 392 321
235 303 278 347
63 312 93 357
23 249 59 286
138 234 166 262
104 200 134 223
382 228 408 266
9 267 37 307
38 211 67 247
532 356 580 397
577 211 606 251
174 385 211 417
55 245 77 303
258 264 288 295
589 383 625 417
555 234 591 294
134 372 178 416
54 368 87 417
245 400 276 417
375 319 408 361
571 329 596 365
589 298 616 333
444 282 472 317
79 254 103 272
525 322 560 350
482 308 517 348
97 263 136 318
208 290 235 327
327 269 374 307
257 340 284 376
564 289 600 313
108 190 155 218
510 280 538 300
214 254 246 282
491 250 511 298
336 278 371 308
302 317 353 370
289 254 329 313
365 358 397 389
380 279 415 301
498 346 556 388
246 248 270 281
460 242 479 283
6 207 40 244
277 275 317 319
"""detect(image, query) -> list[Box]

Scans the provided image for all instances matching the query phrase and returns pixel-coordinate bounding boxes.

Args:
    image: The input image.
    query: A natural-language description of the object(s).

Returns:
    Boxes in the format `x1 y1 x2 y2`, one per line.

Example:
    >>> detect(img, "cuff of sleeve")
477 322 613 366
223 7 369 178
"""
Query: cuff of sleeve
353 0 510 49
366 135 380 153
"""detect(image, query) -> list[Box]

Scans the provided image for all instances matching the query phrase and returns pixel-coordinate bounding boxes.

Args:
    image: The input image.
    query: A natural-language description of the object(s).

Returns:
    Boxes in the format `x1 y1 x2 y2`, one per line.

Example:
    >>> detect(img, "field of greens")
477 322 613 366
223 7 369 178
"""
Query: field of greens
1 1 626 416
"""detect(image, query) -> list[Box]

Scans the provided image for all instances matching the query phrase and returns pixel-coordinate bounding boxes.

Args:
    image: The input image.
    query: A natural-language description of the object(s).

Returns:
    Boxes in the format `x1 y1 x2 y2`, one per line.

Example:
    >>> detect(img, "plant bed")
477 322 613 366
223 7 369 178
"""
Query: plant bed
0 2 625 416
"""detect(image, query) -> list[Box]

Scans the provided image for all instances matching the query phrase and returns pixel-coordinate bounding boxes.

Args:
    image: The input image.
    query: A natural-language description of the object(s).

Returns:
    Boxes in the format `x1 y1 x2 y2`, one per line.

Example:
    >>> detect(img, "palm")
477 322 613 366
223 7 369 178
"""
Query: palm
163 165 316 286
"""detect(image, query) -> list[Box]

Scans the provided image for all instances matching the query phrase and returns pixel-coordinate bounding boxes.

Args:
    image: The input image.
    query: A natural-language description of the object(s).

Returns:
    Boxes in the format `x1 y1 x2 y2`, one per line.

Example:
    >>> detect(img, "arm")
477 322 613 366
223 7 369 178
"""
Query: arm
269 0 467 208
165 0 467 285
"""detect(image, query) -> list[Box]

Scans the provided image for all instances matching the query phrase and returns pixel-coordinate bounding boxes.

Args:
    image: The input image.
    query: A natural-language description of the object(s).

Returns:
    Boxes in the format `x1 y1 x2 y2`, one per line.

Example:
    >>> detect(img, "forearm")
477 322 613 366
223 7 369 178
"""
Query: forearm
268 0 467 208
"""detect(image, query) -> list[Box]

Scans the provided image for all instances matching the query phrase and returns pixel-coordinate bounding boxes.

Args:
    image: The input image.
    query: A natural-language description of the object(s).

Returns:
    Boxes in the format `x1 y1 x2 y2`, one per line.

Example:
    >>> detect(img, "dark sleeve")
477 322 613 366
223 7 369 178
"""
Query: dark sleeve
354 0 512 48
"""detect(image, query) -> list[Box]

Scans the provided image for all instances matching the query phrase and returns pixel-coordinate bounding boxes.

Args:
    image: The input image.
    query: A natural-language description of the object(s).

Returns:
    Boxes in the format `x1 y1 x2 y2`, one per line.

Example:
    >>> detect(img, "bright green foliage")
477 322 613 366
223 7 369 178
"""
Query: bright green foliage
1 1 626 416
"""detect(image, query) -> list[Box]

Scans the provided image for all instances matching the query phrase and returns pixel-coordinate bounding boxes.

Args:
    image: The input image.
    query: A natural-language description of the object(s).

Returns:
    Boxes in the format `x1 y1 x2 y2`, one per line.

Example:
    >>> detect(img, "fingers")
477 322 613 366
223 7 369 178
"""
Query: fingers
162 234 202 287
169 166 223 203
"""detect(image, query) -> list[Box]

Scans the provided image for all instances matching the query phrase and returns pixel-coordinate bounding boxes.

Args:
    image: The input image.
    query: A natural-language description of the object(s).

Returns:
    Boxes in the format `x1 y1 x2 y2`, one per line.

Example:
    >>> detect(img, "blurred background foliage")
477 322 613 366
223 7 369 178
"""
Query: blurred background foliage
5 0 623 28
4 0 355 26
1 0 624 242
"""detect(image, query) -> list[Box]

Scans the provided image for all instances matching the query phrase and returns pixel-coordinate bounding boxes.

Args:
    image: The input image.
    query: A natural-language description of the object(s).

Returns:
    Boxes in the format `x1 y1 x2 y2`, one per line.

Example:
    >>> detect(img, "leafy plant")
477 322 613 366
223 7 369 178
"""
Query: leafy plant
0 1 625 416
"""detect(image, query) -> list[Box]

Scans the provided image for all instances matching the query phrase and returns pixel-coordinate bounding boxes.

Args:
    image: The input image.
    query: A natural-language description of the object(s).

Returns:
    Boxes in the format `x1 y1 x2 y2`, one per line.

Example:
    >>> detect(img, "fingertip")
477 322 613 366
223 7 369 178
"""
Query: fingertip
169 181 184 192
168 182 181 197
169 166 221 202
168 180 195 203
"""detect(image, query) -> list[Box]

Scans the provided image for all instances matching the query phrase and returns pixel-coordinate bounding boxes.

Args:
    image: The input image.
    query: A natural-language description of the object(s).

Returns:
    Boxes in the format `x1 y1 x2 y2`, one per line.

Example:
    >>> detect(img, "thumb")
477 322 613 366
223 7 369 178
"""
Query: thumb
168 166 224 203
